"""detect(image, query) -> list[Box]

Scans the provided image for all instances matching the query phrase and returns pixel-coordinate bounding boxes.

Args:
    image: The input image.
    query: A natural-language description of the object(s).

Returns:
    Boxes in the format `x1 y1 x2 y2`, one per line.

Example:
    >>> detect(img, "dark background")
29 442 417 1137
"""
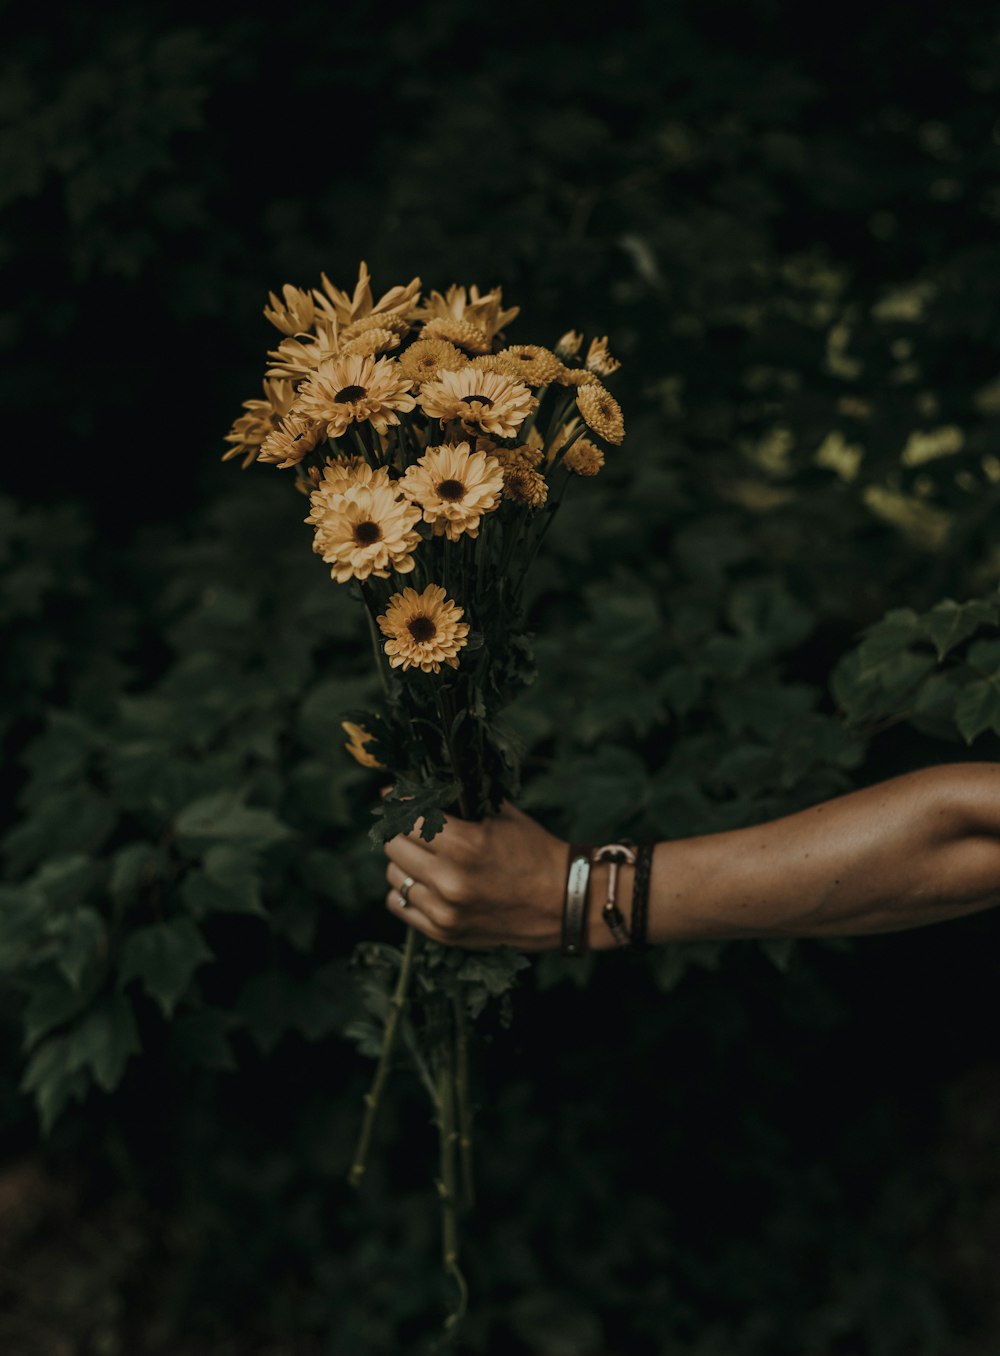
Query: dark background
3 3 1000 1352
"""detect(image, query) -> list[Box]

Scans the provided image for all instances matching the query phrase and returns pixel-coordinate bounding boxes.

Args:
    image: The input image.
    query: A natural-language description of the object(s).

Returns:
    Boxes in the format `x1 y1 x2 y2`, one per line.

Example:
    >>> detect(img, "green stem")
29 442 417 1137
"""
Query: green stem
436 686 473 819
359 582 391 699
452 991 475 1209
348 926 419 1188
436 1021 469 1337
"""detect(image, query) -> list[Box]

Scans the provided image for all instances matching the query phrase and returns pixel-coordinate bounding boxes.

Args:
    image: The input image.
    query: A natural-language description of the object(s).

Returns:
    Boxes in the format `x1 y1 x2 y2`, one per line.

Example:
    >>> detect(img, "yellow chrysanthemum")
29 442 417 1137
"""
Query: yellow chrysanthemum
257 413 327 468
420 315 493 354
554 365 599 387
377 584 470 674
307 456 393 506
400 441 504 541
554 329 583 359
563 441 605 476
417 367 535 439
576 380 625 444
585 335 621 376
469 353 525 378
342 720 385 770
416 284 520 347
266 319 341 382
502 464 548 506
313 260 422 330
398 338 468 385
496 344 564 386
482 428 544 470
295 353 417 438
263 284 317 336
222 378 297 468
342 313 413 340
340 327 401 358
307 482 422 584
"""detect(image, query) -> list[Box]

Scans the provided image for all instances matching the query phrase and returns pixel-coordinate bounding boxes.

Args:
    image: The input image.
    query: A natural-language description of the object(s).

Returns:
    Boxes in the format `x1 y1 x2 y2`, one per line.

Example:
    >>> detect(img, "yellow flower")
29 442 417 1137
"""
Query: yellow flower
295 353 417 438
222 378 297 468
308 455 393 504
420 315 493 354
263 284 317 336
554 365 599 387
266 319 341 382
398 338 468 386
377 584 470 674
469 353 524 378
340 327 401 358
306 482 422 583
502 464 548 506
563 440 605 476
342 720 385 770
495 344 564 386
313 260 422 330
576 380 625 444
417 284 519 350
257 413 327 468
554 329 583 358
400 441 504 541
417 367 535 439
585 335 621 376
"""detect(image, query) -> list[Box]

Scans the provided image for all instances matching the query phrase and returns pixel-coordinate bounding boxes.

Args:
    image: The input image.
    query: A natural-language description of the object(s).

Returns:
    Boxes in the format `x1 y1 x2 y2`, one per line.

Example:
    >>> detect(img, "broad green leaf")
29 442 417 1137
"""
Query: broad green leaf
48 906 107 989
925 598 999 660
966 638 1000 678
175 791 292 851
119 918 213 1017
63 994 141 1092
955 678 1000 744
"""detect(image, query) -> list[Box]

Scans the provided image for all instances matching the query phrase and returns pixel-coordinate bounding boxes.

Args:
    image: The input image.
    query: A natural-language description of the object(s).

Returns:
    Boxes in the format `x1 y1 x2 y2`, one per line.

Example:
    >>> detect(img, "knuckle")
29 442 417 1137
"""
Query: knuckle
436 871 467 906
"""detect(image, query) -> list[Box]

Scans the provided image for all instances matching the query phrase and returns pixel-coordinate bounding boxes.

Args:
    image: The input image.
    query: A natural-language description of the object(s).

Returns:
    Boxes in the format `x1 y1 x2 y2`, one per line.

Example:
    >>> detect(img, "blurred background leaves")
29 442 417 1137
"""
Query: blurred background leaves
4 1 1000 1351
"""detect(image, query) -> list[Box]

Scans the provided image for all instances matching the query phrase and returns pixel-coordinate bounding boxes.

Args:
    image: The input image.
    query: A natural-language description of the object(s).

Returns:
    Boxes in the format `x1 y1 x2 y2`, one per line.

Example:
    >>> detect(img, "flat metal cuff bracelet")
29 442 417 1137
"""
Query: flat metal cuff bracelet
561 843 592 957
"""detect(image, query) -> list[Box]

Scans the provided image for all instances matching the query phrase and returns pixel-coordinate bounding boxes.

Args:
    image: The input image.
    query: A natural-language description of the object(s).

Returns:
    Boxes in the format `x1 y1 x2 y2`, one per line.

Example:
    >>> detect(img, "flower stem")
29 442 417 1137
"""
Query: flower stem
347 925 419 1188
436 1013 469 1337
452 991 475 1209
359 582 390 699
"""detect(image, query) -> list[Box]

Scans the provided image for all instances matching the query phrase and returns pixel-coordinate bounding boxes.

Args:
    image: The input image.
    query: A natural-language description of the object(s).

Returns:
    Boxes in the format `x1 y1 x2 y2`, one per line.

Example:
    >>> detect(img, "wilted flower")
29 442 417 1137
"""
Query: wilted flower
263 284 317 336
585 335 621 376
257 413 327 468
342 720 385 769
222 378 297 467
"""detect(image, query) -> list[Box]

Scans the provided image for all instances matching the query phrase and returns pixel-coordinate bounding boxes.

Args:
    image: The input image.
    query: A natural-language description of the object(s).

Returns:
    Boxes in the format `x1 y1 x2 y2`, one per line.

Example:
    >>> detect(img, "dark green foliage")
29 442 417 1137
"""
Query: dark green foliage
4 1 1000 1351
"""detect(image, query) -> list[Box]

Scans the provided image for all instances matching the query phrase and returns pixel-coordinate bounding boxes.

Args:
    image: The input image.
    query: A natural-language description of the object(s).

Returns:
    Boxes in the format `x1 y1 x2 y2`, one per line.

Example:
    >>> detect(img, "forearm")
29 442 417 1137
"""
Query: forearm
640 763 1000 943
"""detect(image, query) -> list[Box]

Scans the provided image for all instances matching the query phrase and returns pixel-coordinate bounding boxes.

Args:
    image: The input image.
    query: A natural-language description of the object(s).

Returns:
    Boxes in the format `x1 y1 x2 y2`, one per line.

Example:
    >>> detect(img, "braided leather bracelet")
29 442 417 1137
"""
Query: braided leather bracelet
561 843 592 957
630 843 654 949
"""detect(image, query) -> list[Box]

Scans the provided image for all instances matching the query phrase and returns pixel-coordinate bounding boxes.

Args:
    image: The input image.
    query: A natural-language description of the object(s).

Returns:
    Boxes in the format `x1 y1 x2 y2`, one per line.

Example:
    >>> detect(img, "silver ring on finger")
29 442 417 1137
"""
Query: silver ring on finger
398 875 416 907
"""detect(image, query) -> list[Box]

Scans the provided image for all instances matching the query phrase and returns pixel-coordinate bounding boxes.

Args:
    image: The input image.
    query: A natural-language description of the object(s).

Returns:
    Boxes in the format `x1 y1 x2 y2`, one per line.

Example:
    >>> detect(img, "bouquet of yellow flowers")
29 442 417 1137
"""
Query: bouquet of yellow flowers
223 261 625 1329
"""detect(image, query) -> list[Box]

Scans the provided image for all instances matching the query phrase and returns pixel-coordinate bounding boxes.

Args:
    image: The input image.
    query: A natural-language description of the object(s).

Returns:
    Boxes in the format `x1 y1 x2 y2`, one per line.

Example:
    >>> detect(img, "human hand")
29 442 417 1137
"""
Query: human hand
383 799 602 951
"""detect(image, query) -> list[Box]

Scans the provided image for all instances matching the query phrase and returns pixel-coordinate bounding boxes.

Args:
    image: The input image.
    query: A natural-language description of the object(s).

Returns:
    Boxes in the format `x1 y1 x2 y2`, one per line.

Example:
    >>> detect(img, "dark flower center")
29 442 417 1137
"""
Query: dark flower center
336 384 367 403
353 520 382 545
515 351 533 361
461 393 494 409
436 478 466 502
407 615 437 642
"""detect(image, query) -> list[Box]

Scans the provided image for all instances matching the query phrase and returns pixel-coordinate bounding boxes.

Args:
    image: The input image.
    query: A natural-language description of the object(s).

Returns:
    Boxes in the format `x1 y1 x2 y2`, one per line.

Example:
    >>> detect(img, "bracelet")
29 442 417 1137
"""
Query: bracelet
561 843 592 957
630 843 654 949
592 842 635 948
